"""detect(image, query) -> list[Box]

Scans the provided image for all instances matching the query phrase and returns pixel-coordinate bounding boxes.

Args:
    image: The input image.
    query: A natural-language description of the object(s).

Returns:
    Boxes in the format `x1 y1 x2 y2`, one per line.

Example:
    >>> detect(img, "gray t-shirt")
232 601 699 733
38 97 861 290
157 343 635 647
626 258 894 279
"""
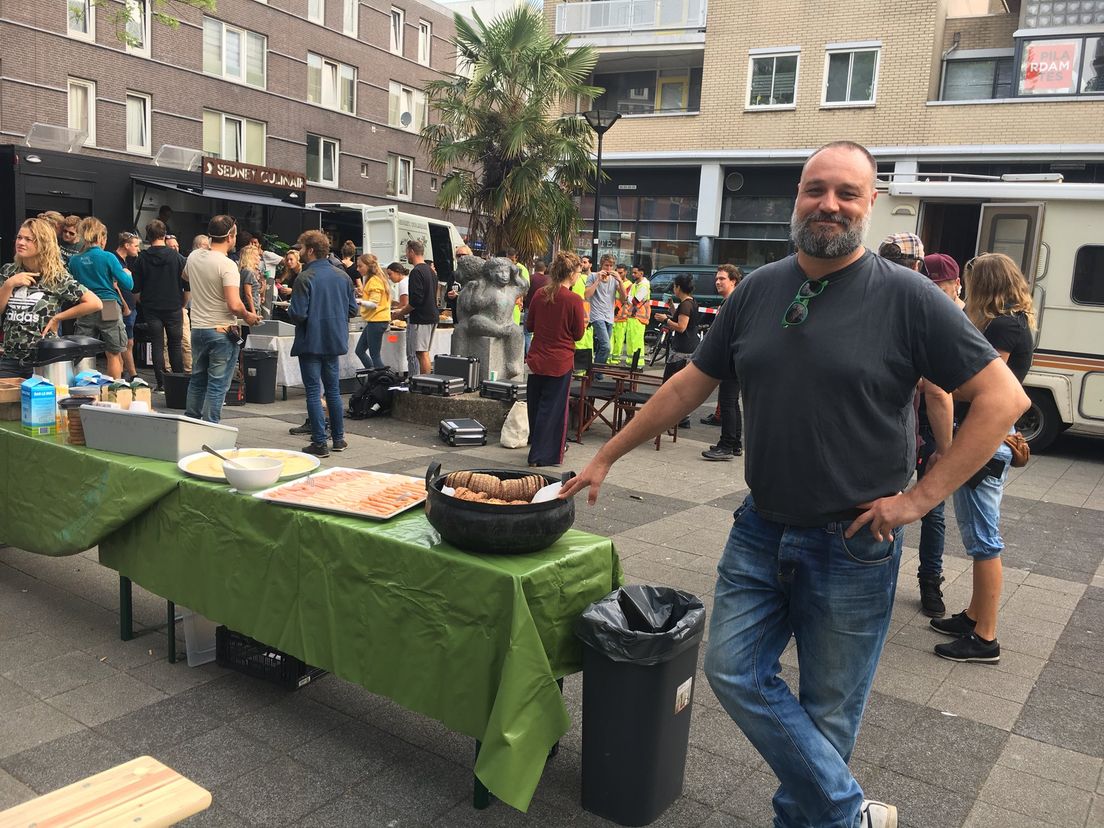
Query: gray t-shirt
585 272 618 324
692 251 997 526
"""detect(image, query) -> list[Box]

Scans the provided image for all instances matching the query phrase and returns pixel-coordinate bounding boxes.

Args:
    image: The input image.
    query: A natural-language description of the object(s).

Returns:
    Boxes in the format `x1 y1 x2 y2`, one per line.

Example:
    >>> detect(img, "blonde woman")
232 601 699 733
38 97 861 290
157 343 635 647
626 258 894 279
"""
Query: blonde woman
354 254 392 370
932 253 1036 664
0 218 101 377
238 243 263 320
68 217 133 379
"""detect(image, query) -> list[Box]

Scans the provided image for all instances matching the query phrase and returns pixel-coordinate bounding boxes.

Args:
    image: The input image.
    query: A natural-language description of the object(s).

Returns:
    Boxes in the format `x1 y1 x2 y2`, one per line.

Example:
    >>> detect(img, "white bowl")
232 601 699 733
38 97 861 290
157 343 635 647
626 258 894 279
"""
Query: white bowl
223 456 285 491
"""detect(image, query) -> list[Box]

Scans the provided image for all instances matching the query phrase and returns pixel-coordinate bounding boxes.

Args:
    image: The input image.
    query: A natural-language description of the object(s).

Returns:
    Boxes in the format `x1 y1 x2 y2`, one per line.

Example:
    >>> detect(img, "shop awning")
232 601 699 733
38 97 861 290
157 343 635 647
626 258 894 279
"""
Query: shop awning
132 177 317 211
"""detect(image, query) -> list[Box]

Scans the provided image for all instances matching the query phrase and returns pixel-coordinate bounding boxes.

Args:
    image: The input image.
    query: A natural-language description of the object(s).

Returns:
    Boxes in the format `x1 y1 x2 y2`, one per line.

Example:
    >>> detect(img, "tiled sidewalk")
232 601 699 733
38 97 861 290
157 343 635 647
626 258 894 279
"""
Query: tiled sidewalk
1 396 1102 827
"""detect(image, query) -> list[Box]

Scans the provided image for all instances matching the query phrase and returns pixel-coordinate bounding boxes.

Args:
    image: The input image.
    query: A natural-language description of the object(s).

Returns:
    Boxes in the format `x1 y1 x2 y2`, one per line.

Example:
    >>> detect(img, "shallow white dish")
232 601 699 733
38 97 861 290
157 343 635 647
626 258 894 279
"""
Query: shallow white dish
177 448 320 482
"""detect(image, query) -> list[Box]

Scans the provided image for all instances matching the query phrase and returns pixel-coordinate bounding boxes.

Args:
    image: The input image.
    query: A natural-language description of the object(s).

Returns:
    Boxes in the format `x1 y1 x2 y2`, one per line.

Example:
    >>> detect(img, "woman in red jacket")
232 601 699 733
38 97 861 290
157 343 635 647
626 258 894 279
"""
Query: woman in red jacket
525 250 586 467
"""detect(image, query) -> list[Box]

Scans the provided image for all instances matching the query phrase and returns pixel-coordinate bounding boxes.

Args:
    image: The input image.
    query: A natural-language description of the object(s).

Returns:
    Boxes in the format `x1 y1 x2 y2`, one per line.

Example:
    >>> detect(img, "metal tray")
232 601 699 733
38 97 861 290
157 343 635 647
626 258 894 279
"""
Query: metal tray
178 448 320 482
253 467 427 521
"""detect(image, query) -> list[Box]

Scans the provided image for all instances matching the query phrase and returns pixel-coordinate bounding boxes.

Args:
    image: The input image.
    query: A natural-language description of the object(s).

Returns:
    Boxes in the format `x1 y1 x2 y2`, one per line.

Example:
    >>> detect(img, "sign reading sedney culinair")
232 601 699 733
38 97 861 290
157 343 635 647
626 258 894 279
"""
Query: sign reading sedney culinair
201 157 306 191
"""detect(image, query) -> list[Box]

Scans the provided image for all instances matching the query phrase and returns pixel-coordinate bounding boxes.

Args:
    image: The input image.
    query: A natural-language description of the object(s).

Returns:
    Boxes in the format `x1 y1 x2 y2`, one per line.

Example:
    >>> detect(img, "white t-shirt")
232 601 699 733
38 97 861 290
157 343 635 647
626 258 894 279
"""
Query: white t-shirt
390 277 409 305
186 248 240 328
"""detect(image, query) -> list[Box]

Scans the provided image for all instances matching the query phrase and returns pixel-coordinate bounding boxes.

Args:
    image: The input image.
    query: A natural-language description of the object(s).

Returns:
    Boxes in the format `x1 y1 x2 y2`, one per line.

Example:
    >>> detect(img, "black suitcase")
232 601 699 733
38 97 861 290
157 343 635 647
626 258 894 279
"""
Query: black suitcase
480 379 527 402
439 417 487 446
434 354 480 391
410 374 467 397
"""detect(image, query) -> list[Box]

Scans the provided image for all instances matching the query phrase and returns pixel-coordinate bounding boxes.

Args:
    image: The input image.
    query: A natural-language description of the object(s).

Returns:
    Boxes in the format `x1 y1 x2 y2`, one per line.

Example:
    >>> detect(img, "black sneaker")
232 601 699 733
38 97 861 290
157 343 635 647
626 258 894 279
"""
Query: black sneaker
702 447 734 461
678 417 691 429
303 442 330 458
918 575 946 618
700 413 721 426
930 609 976 637
732 446 743 456
331 439 348 452
934 632 1000 663
289 418 313 435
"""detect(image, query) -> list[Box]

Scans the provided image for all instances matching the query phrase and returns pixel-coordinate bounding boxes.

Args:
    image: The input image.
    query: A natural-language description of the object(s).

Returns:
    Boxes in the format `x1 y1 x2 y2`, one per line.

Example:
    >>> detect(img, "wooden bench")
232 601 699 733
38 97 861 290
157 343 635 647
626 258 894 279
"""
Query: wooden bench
0 756 211 828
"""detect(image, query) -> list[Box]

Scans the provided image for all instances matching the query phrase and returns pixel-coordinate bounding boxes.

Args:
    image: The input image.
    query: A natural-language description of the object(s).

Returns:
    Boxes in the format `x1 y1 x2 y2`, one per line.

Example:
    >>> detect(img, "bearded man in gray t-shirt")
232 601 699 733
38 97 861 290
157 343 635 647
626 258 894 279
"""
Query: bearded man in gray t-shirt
561 141 1029 828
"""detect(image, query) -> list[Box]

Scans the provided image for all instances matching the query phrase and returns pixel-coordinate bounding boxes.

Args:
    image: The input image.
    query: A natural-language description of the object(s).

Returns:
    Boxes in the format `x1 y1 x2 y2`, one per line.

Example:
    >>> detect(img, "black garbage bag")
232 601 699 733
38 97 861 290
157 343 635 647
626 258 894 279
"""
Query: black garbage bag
575 585 705 666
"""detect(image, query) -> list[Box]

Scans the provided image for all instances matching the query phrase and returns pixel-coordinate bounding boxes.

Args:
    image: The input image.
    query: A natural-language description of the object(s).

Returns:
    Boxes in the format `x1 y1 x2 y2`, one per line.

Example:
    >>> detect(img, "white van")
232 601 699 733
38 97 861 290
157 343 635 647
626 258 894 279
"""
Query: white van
310 202 466 285
867 175 1104 451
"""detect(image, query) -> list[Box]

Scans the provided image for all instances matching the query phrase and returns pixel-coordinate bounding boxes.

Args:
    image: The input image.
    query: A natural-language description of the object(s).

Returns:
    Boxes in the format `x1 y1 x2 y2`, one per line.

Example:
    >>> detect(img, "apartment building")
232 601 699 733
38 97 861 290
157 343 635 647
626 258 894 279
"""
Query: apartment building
0 0 458 247
549 0 1104 269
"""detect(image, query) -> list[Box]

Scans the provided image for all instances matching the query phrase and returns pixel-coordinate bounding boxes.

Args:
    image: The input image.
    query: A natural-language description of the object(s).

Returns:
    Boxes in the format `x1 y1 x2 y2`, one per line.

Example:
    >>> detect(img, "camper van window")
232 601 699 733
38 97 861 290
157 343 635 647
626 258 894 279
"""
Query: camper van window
1071 245 1104 306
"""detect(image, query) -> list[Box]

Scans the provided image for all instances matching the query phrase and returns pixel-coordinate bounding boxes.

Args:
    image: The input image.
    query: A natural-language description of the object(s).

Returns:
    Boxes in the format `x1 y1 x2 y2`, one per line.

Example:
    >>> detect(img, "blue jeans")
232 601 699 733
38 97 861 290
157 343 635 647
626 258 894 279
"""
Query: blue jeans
355 322 388 370
704 496 902 828
953 441 1012 561
185 328 240 423
299 354 344 446
591 320 613 367
915 431 945 579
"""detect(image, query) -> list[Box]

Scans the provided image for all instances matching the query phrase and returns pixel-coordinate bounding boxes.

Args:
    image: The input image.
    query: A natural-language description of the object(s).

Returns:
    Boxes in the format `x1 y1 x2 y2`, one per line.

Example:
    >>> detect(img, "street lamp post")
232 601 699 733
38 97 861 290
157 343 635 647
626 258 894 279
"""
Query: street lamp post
583 109 621 265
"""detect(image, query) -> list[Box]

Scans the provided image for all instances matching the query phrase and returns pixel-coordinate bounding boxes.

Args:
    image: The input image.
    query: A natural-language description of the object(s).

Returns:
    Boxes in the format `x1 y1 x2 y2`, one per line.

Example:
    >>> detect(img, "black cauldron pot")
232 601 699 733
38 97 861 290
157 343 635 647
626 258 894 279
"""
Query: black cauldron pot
424 462 576 555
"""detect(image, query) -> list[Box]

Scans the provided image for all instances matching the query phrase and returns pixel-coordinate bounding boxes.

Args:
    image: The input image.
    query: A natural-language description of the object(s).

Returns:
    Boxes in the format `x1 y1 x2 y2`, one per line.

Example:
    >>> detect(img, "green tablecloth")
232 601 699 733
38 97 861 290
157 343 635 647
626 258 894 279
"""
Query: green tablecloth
0 422 622 811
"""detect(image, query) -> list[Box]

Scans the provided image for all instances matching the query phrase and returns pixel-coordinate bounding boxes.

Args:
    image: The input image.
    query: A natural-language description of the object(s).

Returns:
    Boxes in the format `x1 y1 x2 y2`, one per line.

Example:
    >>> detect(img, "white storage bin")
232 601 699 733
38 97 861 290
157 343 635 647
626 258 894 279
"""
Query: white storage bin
79 405 237 462
179 608 219 667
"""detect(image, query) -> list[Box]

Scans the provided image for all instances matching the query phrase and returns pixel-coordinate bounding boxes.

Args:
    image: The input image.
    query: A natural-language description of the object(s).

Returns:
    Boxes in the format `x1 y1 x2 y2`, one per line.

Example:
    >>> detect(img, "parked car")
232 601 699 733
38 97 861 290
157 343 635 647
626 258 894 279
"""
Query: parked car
646 264 757 335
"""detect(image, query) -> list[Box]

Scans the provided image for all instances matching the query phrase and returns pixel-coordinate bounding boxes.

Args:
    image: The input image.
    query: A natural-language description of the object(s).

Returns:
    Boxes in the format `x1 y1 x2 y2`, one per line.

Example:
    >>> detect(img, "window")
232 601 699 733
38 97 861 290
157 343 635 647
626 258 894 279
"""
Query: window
307 53 356 114
67 0 95 41
942 56 1014 100
360 162 370 177
126 93 151 154
203 18 267 88
1014 35 1104 96
342 0 357 37
747 50 799 108
308 0 324 24
418 20 431 66
203 110 265 164
125 0 149 56
386 154 413 200
67 78 96 146
594 67 703 115
390 8 405 55
1084 37 1104 93
388 81 427 131
823 47 879 105
306 135 339 186
1072 245 1104 305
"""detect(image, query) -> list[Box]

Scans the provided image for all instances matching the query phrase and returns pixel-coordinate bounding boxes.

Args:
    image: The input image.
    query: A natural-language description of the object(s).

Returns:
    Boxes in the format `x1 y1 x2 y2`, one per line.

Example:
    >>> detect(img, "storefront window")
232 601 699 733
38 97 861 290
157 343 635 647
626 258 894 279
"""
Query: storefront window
1017 37 1083 95
640 196 697 222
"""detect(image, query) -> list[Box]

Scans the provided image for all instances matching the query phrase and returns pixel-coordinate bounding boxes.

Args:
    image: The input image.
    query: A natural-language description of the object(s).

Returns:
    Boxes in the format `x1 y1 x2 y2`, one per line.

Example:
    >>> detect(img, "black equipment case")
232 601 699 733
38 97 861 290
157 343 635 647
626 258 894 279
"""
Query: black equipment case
439 418 488 446
410 374 467 397
433 355 480 391
479 379 527 402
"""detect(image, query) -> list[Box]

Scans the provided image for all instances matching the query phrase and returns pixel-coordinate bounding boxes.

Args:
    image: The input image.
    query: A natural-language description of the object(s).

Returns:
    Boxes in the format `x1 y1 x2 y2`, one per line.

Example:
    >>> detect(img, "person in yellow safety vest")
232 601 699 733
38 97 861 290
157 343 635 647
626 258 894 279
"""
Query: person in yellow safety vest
607 264 633 365
622 264 651 364
572 257 594 353
504 247 529 326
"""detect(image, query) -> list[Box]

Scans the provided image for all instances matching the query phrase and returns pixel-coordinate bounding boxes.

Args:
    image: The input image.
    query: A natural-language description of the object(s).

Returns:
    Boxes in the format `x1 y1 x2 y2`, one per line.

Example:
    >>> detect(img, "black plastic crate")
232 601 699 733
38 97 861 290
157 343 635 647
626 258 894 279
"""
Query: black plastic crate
215 626 327 690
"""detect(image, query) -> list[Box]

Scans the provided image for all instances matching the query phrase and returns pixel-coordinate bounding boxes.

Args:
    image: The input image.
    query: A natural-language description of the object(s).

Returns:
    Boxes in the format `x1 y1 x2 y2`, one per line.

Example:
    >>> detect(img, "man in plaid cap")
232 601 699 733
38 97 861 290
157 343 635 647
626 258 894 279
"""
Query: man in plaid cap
877 233 925 269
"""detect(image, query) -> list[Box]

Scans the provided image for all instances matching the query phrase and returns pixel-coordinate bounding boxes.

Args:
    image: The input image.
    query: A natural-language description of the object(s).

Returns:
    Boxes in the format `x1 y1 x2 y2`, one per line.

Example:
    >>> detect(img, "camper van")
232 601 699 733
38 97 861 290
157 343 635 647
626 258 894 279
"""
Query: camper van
867 175 1104 451
309 203 466 285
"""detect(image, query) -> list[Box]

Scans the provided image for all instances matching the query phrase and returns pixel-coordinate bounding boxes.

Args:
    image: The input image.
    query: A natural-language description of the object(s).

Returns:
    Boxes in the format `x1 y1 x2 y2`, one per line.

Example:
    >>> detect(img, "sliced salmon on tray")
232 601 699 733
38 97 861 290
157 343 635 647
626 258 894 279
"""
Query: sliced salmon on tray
254 468 427 520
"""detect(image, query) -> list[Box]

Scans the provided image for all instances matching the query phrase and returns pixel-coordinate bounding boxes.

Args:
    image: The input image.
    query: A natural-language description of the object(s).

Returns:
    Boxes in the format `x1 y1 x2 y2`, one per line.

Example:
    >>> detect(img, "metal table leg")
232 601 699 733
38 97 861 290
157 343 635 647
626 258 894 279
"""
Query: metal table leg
167 600 176 664
473 741 491 809
119 576 133 641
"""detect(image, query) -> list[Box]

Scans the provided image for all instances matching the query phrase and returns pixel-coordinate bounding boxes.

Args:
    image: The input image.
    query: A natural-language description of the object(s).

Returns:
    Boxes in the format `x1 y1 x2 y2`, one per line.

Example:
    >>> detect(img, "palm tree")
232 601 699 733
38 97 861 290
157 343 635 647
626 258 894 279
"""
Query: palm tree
421 6 602 261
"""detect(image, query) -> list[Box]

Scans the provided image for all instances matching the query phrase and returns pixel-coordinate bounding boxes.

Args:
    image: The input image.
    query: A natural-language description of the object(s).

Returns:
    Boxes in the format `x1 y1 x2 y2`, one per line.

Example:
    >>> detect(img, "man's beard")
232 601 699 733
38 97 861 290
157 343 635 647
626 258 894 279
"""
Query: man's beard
790 208 869 259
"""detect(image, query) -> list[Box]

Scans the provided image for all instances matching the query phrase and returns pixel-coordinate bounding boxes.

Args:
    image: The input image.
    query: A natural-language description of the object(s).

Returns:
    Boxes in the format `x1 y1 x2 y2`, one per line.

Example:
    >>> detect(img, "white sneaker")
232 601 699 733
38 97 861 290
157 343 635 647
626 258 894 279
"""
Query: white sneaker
860 799 898 828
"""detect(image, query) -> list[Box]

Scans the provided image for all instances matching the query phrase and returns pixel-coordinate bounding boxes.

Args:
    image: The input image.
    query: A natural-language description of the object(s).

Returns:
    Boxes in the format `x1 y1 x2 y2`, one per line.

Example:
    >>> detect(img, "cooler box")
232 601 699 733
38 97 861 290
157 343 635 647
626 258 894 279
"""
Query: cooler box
410 374 466 397
80 405 238 461
439 418 487 447
433 355 480 391
480 379 526 402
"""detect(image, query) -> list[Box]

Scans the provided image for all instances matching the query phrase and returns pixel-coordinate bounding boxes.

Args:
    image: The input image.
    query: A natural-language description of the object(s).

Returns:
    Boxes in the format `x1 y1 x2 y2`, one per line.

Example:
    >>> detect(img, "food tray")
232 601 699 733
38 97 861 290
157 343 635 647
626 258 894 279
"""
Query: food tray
253 467 427 521
178 448 320 482
80 404 237 462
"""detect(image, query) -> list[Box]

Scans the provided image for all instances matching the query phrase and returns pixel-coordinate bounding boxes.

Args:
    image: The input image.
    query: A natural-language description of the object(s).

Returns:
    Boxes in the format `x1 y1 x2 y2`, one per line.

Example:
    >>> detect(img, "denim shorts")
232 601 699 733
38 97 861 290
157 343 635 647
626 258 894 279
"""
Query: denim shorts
953 441 1013 561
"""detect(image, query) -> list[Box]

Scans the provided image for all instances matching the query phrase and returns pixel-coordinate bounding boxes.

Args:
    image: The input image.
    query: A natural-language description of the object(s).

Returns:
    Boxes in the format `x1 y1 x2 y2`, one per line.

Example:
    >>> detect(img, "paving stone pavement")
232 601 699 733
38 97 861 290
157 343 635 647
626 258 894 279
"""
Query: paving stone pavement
2 389 1103 827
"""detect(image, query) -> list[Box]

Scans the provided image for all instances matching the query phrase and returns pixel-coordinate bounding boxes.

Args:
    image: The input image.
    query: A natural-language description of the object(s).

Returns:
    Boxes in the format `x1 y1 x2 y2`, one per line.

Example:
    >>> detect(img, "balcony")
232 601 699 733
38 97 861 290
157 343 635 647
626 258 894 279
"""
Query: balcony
555 0 707 48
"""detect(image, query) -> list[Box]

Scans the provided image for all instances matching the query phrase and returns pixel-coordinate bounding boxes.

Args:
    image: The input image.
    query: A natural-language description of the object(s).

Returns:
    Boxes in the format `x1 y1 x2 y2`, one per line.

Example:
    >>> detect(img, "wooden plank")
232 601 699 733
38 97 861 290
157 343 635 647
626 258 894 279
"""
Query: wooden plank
0 756 211 828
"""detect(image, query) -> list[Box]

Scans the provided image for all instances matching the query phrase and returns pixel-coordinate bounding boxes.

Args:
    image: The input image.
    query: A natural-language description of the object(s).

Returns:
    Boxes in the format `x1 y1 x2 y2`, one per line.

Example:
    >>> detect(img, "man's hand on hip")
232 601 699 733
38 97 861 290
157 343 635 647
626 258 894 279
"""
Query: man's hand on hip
847 491 928 542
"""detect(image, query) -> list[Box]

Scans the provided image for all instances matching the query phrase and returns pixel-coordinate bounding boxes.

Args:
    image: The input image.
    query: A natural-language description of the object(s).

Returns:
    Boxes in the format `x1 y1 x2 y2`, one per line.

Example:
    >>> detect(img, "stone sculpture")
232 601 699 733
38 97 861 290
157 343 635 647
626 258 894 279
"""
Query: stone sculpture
451 256 527 381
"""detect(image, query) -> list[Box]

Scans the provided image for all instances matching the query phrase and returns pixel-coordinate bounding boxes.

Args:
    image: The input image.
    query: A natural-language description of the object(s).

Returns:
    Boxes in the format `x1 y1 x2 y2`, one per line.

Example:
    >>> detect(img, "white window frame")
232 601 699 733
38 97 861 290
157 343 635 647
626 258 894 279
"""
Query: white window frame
387 153 414 201
745 47 800 110
307 53 357 114
67 78 96 147
203 18 267 89
342 0 358 37
308 0 325 25
125 0 150 57
203 110 266 165
306 134 340 187
417 20 431 66
126 92 151 154
67 0 95 42
390 7 405 55
388 81 427 132
821 43 880 107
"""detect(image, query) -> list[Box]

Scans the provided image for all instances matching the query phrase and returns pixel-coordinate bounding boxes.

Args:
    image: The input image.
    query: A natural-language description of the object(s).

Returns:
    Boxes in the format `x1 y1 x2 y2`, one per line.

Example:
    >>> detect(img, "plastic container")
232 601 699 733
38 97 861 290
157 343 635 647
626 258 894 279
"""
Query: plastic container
162 372 191 410
179 608 218 667
79 404 238 461
576 586 706 827
242 349 278 404
215 626 326 690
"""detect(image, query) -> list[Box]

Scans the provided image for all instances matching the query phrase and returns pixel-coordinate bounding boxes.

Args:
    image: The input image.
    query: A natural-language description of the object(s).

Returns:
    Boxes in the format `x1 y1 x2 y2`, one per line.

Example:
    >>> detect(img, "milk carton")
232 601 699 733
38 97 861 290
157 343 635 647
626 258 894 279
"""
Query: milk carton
21 376 56 435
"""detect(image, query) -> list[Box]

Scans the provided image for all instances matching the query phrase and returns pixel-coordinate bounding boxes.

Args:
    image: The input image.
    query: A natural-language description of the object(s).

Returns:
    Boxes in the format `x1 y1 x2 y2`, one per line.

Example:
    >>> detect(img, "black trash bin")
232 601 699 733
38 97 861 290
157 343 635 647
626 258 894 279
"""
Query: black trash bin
575 585 706 827
162 372 191 410
242 348 278 404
